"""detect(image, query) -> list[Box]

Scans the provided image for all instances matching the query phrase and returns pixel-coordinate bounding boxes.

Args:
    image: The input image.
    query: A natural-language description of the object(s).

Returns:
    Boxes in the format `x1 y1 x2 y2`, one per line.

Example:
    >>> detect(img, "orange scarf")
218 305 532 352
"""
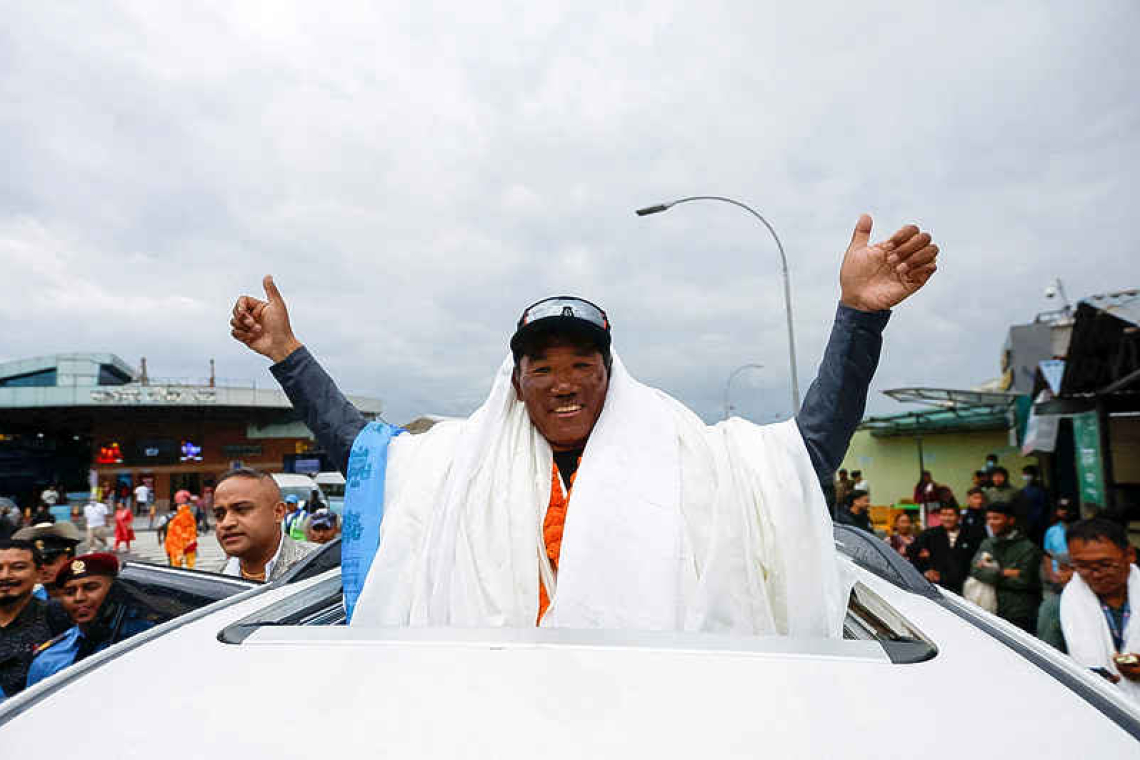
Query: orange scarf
537 460 577 622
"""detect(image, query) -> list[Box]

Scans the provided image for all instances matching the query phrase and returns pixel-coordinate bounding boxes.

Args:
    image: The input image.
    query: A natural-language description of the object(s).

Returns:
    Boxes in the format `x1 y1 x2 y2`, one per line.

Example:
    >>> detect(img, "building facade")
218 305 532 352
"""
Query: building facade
0 353 383 511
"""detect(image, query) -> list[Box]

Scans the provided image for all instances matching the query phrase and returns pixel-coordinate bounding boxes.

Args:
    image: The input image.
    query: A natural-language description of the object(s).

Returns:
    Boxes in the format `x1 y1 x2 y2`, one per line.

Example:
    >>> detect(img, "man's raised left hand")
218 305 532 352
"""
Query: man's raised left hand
839 214 939 312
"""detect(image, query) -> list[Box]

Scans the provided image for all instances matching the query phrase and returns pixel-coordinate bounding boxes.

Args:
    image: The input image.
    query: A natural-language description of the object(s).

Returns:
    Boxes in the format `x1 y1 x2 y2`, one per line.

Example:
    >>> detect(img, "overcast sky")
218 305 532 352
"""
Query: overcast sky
2 2 1137 425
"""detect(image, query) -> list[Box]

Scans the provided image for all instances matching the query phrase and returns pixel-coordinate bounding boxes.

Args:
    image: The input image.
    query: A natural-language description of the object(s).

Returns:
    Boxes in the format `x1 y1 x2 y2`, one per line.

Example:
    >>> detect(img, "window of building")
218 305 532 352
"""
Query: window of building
0 368 57 387
98 364 132 386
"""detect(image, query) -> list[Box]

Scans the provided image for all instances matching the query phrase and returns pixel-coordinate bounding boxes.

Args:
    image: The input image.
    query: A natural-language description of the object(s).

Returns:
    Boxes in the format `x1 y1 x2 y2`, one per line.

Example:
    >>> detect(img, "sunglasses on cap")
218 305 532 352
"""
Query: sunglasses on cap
516 297 610 333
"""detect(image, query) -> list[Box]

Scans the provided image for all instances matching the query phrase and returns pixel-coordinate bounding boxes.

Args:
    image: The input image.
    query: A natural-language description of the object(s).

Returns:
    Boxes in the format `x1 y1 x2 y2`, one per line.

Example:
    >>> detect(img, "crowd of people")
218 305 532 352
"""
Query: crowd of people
834 457 1140 694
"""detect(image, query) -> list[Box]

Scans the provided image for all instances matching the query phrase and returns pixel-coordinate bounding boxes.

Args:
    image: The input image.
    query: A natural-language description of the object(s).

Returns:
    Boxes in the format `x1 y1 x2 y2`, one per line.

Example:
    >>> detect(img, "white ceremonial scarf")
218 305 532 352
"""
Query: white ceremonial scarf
351 351 846 636
1060 565 1140 702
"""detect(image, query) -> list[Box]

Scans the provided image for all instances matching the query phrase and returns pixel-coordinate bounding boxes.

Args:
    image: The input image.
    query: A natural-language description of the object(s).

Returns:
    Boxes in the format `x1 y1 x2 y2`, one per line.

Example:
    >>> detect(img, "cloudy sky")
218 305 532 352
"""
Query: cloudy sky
2 2 1137 425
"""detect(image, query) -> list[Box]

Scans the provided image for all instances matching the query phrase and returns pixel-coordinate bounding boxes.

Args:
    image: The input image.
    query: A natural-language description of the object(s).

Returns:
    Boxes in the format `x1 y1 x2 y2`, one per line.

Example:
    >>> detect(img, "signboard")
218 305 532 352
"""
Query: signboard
130 439 179 466
95 442 123 464
1039 360 1065 395
222 444 263 457
180 440 203 461
90 386 218 404
1073 411 1108 509
1021 389 1060 455
294 457 322 475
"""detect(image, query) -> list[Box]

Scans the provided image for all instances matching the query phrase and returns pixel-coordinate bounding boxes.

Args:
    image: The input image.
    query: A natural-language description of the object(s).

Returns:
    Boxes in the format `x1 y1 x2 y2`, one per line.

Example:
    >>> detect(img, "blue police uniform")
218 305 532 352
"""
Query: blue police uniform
25 628 83 687
25 612 153 688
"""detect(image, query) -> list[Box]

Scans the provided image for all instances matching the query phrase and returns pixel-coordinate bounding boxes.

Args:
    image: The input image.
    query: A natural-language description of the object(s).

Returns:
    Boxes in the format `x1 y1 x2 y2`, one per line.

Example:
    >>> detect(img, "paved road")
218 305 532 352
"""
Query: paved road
84 516 229 573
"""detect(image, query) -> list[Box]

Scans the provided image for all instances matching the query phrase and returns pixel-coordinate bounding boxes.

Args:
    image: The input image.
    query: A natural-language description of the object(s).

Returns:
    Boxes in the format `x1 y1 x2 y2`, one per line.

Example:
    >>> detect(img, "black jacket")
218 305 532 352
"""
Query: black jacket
835 507 873 533
907 525 981 594
960 508 988 547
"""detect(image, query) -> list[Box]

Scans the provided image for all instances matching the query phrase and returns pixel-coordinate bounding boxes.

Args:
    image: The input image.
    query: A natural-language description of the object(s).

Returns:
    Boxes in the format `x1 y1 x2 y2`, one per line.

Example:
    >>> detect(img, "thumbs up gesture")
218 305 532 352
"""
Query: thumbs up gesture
230 275 303 363
839 215 939 312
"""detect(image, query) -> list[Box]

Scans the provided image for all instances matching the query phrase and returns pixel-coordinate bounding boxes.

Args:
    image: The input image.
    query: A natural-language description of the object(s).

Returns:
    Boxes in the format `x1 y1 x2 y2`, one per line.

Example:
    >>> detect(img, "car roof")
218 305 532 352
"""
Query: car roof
4 565 1138 756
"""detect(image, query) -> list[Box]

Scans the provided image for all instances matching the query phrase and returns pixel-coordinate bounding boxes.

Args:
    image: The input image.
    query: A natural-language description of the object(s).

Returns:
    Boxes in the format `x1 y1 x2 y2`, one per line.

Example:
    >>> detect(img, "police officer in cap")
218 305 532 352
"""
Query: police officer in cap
25 553 152 687
13 522 82 601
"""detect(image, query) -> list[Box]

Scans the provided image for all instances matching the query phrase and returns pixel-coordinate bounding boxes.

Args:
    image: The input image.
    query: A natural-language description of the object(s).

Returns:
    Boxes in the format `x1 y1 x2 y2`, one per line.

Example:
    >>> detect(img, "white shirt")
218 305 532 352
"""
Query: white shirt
854 479 869 495
83 501 109 528
222 531 284 580
134 484 149 503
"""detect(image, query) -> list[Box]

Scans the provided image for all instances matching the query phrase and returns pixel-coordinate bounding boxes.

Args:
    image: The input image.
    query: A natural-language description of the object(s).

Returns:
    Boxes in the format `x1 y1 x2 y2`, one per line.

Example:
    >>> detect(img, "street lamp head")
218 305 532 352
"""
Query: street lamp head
635 203 671 216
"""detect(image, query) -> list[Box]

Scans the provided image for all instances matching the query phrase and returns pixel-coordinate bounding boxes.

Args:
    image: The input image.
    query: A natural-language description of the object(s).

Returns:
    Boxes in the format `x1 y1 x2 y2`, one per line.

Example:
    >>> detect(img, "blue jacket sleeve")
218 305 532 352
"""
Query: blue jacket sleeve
795 303 890 484
269 347 370 475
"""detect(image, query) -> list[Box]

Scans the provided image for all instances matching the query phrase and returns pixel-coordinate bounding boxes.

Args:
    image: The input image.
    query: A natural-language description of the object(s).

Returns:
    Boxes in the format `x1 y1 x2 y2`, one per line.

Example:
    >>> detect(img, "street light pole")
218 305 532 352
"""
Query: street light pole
724 363 765 420
636 196 801 411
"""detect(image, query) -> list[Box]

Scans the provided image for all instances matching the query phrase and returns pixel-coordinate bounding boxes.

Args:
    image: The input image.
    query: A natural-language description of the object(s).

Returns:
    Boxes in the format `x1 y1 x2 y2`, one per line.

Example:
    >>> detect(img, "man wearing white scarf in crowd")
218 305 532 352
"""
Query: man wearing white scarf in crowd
1060 518 1140 702
230 215 939 634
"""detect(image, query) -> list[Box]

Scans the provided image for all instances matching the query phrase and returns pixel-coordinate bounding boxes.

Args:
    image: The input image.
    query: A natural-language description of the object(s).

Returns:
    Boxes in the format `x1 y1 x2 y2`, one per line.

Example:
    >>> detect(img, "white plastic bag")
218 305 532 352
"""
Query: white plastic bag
963 576 998 613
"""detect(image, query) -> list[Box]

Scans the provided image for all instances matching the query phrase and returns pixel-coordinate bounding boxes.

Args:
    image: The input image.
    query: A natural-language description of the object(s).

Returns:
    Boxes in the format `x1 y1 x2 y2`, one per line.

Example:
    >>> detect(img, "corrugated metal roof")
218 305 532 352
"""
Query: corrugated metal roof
859 405 1012 437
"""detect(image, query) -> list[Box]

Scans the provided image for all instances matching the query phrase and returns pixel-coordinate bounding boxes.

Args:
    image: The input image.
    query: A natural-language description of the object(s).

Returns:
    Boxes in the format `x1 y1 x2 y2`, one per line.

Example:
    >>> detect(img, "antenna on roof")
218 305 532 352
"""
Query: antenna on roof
139 357 149 386
209 358 216 388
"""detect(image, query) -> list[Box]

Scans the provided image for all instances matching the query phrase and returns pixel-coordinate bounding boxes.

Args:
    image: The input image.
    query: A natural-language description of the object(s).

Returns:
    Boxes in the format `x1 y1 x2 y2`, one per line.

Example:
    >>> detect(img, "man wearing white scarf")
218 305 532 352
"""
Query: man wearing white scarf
1060 518 1140 701
230 214 939 635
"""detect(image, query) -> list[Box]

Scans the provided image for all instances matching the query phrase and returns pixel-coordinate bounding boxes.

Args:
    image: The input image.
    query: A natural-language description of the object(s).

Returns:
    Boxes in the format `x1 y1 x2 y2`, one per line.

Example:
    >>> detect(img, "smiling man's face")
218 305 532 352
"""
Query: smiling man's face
0 547 37 607
512 339 609 452
60 575 112 626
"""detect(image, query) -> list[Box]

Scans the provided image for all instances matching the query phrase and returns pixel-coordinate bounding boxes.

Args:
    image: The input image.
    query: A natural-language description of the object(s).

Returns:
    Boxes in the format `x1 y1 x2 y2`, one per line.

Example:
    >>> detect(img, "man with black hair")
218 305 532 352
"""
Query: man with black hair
231 215 940 630
1059 517 1140 700
961 487 989 546
908 503 980 594
25 552 152 688
983 453 998 474
983 466 1015 509
835 490 873 533
969 501 1042 633
0 539 69 699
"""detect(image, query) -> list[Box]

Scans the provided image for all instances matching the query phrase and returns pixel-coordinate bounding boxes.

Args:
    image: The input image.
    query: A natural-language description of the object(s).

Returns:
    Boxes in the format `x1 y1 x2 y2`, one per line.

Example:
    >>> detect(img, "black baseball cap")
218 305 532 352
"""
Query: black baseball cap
510 296 612 360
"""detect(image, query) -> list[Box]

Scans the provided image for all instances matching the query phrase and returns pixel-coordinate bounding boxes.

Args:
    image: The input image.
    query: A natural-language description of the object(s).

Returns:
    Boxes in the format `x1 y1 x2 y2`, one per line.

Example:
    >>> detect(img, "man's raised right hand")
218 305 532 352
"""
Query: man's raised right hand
230 275 303 363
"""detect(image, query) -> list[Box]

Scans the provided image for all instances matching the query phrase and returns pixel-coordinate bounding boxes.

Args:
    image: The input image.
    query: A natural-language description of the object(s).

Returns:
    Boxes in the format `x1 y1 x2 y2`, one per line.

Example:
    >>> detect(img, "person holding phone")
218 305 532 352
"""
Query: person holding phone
1060 518 1140 701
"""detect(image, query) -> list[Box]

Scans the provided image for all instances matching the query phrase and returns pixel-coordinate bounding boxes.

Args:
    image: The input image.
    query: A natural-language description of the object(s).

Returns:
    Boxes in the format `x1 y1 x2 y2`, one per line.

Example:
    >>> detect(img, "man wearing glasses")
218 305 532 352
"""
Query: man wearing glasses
231 215 939 631
1059 518 1140 701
